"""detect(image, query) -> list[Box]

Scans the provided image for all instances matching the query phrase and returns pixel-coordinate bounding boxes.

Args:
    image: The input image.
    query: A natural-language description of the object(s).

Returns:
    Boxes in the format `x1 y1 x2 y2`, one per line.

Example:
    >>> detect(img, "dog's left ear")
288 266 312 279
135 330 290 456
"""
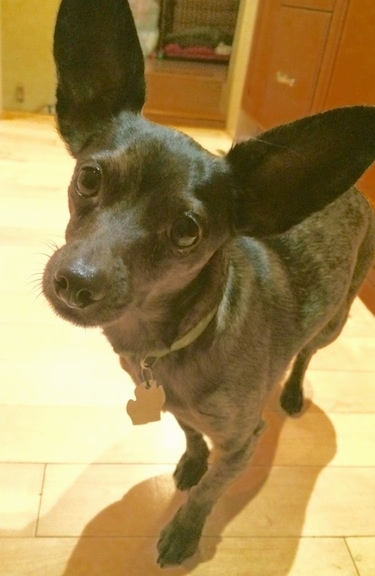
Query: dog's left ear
227 106 375 236
53 0 145 156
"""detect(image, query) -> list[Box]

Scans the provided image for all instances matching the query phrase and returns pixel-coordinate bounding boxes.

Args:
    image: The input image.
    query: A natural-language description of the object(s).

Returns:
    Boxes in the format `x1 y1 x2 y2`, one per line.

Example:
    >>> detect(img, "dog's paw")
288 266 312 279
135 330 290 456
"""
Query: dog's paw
280 387 304 416
157 507 203 567
173 450 209 491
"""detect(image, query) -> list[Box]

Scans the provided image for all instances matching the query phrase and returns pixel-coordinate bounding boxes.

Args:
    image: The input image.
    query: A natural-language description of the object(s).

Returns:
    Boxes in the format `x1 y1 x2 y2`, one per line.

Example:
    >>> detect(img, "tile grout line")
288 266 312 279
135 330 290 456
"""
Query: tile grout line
34 463 47 538
344 537 361 576
1 461 375 468
1 534 373 542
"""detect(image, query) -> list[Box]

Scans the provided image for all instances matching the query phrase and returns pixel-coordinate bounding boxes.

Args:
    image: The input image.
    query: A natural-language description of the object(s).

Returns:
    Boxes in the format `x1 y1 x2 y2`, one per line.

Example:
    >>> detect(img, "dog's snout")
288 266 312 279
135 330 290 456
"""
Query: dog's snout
54 262 106 309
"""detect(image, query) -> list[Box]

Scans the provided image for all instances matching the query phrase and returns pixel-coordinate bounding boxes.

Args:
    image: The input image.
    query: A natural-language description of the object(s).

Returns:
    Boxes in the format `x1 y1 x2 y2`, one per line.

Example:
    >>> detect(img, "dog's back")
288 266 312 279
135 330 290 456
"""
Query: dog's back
265 187 375 414
266 187 375 339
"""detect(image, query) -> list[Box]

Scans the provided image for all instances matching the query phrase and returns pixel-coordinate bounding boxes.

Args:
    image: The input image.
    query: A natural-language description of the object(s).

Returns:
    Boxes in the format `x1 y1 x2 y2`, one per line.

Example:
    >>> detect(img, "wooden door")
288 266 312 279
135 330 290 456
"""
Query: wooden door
243 1 332 130
323 0 375 211
322 0 375 311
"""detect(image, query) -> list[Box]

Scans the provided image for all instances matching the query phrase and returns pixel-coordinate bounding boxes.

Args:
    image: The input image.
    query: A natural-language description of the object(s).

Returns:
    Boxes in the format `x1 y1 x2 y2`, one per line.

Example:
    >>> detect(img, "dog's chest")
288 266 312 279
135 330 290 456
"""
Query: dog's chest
119 351 234 438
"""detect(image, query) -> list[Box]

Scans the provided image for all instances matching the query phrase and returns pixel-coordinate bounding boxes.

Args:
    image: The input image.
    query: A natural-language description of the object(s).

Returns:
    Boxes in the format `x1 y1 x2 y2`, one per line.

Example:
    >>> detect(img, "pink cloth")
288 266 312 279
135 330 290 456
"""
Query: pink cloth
162 43 229 61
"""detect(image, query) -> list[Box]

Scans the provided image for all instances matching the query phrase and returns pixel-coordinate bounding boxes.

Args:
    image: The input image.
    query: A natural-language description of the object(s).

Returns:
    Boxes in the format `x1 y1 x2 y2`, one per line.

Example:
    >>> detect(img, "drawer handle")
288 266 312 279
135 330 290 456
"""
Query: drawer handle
276 71 296 88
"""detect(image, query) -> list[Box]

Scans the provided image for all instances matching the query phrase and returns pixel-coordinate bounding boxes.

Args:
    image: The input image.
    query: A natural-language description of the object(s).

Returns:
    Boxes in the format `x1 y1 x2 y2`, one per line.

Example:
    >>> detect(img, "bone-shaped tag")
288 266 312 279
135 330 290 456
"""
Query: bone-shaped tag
126 380 166 425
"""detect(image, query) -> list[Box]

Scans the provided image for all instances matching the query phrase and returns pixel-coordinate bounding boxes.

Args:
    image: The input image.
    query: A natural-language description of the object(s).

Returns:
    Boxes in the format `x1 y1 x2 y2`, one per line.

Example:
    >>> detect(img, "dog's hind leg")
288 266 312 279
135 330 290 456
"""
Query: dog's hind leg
280 302 352 415
281 213 375 416
280 346 315 416
281 298 356 415
173 419 210 491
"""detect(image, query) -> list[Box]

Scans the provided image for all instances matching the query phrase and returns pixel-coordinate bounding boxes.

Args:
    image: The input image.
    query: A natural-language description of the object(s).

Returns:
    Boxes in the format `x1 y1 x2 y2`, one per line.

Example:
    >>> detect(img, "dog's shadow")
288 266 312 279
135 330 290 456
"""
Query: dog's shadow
56 389 336 575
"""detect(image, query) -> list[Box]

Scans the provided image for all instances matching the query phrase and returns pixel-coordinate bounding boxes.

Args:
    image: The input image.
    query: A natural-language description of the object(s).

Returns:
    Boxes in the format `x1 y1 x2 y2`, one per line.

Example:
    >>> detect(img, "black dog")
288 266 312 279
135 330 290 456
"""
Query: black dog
43 0 375 567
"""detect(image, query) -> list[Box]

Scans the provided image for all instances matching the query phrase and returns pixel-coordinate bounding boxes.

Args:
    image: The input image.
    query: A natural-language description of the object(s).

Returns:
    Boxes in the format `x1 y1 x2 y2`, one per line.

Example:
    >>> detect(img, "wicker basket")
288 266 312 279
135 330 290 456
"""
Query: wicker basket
157 0 240 63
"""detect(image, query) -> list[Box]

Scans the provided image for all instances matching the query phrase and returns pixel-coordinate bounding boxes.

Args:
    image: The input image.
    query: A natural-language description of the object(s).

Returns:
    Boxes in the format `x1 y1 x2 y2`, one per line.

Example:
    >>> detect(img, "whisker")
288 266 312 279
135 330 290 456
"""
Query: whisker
27 281 43 292
35 252 54 259
35 238 63 256
44 240 60 252
27 276 43 289
30 288 43 299
33 290 45 301
26 239 61 299
26 268 45 297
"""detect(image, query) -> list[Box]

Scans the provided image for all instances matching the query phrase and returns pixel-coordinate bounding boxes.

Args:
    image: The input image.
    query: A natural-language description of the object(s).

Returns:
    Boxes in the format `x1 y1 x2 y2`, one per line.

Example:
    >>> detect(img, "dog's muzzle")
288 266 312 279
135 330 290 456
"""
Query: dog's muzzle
53 260 107 309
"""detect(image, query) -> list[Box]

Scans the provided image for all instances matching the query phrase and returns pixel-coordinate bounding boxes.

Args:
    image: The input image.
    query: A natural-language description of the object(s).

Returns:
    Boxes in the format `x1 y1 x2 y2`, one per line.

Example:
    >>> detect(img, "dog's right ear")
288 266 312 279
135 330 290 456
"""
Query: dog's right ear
226 106 375 236
53 0 145 156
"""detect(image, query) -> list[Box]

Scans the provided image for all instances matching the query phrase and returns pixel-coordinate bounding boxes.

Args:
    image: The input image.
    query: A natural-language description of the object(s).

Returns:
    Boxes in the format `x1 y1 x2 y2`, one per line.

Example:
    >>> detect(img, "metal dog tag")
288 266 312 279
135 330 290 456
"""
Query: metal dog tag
126 380 166 425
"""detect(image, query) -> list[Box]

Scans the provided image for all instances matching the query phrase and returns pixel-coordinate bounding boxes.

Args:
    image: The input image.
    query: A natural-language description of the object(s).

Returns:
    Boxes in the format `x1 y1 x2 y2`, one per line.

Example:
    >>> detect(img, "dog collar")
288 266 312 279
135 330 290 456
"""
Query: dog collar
121 306 218 383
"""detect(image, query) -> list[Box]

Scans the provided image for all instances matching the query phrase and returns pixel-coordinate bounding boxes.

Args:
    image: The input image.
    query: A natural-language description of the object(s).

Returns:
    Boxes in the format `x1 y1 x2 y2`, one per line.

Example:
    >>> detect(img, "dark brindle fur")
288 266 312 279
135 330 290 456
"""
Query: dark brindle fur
43 0 375 567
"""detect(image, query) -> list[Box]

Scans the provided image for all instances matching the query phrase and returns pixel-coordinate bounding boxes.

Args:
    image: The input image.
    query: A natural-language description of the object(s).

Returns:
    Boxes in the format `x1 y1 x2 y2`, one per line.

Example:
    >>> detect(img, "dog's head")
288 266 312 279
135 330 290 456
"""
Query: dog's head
43 0 375 329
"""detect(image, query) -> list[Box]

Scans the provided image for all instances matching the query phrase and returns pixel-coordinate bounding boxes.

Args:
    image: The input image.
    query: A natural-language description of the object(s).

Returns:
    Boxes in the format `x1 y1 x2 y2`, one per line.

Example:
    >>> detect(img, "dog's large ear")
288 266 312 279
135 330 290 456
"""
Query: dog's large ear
53 0 145 156
227 106 375 236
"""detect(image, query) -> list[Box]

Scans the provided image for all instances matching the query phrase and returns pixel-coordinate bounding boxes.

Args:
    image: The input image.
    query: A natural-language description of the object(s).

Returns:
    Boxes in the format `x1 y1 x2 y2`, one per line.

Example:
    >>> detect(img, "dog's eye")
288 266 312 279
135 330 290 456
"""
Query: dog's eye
170 213 201 249
76 165 101 197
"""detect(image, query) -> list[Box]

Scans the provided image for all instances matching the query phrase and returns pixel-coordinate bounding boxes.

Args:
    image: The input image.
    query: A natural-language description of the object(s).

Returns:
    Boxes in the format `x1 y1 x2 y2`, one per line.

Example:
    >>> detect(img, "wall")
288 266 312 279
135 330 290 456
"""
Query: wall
0 0 3 113
225 0 260 136
1 0 260 126
2 0 59 112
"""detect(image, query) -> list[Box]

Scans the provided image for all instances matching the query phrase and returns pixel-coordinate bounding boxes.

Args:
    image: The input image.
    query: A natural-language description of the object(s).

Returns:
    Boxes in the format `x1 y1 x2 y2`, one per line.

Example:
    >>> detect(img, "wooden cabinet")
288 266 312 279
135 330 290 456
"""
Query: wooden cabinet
242 0 348 129
241 0 375 313
143 59 227 127
322 0 375 212
324 0 375 308
244 0 332 128
324 0 375 109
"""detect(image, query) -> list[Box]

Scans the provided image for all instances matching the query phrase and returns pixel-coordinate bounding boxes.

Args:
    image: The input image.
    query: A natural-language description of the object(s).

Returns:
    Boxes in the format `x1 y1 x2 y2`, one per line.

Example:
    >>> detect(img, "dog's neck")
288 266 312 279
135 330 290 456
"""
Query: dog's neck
102 248 228 358
120 305 218 382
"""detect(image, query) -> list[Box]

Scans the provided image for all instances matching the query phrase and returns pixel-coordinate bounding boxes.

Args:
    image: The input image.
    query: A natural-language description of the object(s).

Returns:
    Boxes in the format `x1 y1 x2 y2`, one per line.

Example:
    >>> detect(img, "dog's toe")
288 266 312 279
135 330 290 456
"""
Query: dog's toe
173 451 209 491
157 508 202 567
280 387 304 416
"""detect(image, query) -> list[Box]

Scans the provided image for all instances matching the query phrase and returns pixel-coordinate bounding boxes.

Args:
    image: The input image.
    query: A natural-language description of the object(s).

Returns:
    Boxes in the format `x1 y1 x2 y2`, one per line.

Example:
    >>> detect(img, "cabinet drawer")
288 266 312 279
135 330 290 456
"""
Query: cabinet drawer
281 0 335 10
145 72 224 120
359 261 375 315
144 60 226 123
245 6 331 129
358 169 375 212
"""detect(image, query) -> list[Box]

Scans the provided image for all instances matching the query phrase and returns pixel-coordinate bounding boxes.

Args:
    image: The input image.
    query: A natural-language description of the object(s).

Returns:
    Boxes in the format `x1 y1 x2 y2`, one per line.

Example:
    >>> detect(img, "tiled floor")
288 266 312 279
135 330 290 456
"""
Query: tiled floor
0 116 374 575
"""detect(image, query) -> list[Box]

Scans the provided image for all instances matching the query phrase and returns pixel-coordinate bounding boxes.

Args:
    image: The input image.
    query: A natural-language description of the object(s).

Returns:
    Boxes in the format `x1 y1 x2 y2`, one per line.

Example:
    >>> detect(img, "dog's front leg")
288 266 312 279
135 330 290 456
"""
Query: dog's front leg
157 419 265 567
173 419 210 491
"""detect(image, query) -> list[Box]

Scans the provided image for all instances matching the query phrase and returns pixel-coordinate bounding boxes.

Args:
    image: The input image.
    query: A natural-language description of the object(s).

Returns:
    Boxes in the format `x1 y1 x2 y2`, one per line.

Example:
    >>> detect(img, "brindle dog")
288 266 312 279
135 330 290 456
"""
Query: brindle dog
43 0 375 567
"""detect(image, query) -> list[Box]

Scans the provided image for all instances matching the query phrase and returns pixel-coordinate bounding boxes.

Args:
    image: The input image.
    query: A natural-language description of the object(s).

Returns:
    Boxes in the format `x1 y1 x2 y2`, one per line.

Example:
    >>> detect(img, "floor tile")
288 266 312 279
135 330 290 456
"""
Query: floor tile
212 466 375 538
0 464 45 536
341 297 375 337
256 409 375 466
37 464 181 537
309 336 375 371
1 402 374 468
0 322 112 364
0 407 185 464
1 538 79 576
0 537 359 576
300 370 375 413
37 463 375 540
0 357 129 406
346 537 375 576
0 338 131 407
0 195 68 232
194 538 359 576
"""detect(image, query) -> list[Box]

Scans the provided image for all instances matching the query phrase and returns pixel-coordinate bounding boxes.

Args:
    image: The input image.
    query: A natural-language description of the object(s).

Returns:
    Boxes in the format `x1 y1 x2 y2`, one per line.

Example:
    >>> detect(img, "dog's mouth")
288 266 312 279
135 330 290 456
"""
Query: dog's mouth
42 249 131 327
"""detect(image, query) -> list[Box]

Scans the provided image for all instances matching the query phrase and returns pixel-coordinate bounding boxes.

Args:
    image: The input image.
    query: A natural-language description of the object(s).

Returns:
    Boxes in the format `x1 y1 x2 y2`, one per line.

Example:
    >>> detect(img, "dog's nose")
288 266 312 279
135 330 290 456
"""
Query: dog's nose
54 262 106 309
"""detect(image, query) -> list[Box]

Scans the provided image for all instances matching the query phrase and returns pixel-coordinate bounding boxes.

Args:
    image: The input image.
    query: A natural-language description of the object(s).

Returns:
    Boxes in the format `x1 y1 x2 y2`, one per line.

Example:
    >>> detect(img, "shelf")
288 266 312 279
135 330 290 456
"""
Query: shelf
143 58 227 127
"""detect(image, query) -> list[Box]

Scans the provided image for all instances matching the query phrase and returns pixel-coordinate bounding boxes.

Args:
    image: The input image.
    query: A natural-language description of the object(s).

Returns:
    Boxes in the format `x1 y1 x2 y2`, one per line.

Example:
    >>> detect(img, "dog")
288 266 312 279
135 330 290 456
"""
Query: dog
42 0 375 567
